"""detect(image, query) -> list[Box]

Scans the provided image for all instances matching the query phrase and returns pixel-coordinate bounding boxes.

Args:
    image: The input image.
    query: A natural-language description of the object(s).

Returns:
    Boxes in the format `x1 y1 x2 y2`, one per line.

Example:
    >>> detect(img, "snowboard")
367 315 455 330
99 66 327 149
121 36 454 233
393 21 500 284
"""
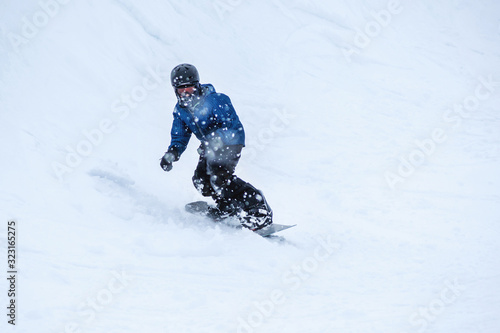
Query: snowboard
185 201 296 237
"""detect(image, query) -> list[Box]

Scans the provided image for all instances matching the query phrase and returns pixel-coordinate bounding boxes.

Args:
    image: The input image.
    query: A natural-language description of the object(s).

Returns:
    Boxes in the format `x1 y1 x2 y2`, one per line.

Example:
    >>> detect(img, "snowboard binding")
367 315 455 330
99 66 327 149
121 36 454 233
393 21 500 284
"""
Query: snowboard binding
185 201 294 237
237 207 273 231
185 201 273 231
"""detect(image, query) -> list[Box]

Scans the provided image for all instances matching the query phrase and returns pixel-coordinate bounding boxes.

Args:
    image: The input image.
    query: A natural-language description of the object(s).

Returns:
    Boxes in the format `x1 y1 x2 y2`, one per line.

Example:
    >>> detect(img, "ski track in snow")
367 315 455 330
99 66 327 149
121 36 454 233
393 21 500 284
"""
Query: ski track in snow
1 1 500 332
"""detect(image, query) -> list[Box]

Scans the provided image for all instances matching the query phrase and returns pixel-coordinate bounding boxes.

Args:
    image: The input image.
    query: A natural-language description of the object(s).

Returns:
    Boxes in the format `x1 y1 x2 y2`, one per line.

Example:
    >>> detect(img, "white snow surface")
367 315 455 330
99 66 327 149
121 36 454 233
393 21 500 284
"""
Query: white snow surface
1 1 500 332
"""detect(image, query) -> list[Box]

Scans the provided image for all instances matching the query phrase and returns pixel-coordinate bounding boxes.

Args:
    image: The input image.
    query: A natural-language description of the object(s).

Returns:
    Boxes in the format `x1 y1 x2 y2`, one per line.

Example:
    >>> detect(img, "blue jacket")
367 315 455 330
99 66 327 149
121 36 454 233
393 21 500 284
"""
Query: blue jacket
168 84 245 157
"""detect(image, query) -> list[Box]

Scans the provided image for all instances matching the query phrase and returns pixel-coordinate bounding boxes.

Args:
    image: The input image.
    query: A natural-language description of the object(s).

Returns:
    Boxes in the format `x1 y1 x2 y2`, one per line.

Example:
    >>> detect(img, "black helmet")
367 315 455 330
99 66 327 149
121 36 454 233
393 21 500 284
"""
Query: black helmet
171 63 199 88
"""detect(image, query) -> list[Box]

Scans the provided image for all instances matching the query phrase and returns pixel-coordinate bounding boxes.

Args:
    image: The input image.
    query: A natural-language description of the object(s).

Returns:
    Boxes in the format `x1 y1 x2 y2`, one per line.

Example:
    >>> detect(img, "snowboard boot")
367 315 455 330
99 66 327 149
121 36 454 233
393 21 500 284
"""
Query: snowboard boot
237 206 273 231
215 178 274 231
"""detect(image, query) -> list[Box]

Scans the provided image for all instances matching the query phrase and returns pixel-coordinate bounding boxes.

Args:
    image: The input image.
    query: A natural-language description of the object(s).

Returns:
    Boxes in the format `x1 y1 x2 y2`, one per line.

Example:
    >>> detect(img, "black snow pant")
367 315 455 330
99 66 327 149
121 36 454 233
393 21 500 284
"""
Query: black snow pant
192 143 272 229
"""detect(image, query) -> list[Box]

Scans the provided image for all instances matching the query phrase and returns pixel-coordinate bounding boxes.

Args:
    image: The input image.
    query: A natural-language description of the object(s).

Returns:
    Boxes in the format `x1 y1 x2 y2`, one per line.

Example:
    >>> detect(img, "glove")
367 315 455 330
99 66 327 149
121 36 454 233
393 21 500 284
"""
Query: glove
160 148 179 172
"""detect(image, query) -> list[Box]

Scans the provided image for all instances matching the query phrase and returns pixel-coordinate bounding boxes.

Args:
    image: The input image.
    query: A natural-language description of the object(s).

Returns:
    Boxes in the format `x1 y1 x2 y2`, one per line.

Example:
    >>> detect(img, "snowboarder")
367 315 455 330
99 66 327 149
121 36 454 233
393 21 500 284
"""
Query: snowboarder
160 63 273 231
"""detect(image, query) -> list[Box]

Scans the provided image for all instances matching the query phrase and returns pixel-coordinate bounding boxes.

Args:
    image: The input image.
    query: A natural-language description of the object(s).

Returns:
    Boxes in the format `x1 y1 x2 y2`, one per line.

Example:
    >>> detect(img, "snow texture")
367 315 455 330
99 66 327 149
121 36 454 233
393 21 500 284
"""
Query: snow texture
1 0 499 332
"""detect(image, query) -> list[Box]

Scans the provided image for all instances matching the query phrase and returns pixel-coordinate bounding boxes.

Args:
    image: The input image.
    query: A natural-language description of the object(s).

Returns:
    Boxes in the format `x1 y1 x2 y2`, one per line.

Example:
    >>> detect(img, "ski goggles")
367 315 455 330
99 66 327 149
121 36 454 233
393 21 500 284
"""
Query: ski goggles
176 85 196 95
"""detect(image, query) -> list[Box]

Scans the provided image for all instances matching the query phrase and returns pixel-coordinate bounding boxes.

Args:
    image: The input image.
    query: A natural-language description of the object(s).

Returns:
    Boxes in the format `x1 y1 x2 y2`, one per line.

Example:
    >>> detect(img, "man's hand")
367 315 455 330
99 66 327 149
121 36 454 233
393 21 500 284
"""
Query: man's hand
160 151 176 172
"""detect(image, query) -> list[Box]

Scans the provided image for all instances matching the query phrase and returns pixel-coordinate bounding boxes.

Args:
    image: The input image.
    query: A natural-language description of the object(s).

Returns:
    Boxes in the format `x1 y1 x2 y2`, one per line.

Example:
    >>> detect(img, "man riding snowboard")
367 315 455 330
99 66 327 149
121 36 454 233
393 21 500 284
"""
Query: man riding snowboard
160 63 273 231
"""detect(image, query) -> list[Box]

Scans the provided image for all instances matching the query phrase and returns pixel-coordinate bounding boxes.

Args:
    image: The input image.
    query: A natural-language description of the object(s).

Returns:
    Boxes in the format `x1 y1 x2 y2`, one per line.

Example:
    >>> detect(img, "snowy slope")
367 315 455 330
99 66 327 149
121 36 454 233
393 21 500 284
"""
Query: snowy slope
1 0 500 332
